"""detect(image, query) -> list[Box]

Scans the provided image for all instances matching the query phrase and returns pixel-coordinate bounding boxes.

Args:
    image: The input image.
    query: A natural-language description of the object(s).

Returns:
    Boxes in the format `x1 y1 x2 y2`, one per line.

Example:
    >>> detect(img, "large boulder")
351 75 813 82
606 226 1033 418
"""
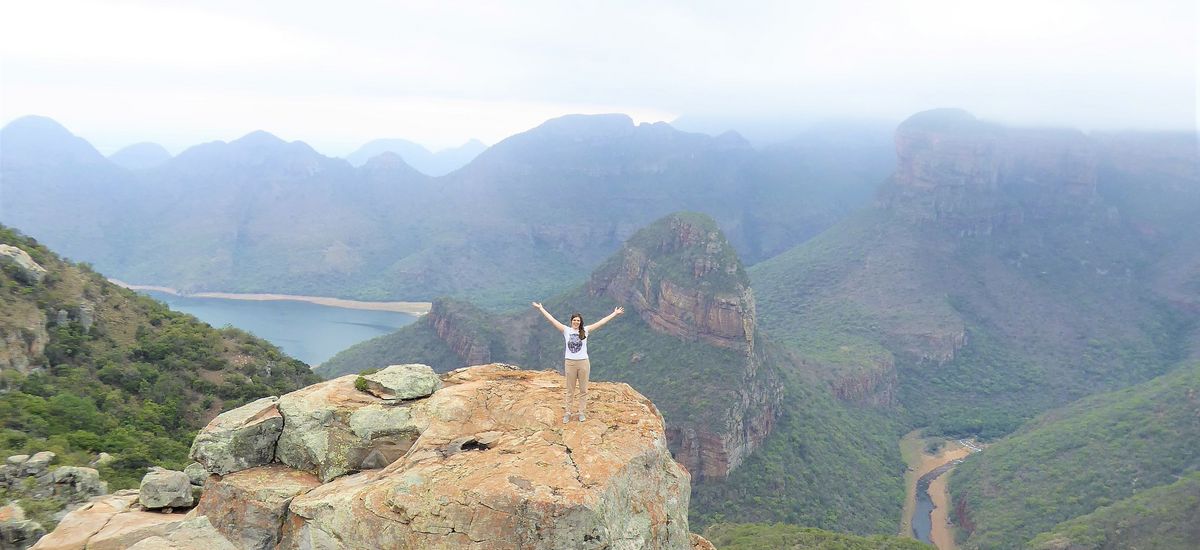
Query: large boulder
360 363 442 400
189 397 283 476
275 376 425 482
50 466 107 501
193 465 320 550
0 245 47 284
138 469 193 510
278 364 692 550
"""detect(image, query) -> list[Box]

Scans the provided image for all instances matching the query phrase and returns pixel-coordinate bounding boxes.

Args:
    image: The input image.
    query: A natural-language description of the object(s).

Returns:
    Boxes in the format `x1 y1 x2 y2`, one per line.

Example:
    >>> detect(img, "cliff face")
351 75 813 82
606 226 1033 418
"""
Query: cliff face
587 214 780 480
881 109 1098 233
588 215 755 352
37 364 700 550
427 300 493 366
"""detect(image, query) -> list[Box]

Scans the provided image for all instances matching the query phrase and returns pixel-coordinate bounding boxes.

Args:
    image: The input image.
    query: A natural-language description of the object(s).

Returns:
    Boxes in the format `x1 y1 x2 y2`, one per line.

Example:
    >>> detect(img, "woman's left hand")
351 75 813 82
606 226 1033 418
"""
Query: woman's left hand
613 306 625 315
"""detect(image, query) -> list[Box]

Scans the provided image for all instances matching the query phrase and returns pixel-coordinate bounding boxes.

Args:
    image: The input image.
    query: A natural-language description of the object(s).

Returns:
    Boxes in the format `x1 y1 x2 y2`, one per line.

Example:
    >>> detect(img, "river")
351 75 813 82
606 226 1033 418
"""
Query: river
139 290 419 366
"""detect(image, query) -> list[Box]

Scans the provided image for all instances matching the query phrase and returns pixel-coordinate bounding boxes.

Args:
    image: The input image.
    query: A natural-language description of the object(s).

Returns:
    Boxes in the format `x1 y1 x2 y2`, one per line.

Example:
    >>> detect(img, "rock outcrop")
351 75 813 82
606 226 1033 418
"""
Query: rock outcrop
589 213 782 480
589 214 755 352
188 397 283 476
880 108 1099 234
36 364 701 549
0 503 45 550
0 245 47 284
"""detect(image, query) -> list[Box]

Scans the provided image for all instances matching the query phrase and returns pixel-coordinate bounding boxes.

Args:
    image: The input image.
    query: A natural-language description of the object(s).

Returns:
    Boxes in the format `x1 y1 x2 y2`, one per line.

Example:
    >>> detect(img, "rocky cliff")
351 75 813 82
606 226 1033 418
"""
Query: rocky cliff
588 214 756 352
880 108 1099 234
34 364 709 550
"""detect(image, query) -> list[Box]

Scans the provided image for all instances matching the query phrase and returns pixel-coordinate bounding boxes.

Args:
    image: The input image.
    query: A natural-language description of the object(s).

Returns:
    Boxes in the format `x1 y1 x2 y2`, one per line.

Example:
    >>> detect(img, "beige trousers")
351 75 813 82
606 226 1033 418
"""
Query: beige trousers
564 358 591 414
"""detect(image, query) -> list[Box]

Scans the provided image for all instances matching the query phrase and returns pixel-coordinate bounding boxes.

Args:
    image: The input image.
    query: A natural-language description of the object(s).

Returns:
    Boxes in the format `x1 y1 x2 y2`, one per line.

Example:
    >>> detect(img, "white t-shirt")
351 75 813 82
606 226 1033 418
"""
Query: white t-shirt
564 327 589 360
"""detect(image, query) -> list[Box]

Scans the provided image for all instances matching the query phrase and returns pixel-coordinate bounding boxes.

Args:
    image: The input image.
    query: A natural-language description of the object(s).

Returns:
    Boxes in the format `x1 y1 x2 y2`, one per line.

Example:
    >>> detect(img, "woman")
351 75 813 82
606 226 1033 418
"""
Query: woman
531 302 624 423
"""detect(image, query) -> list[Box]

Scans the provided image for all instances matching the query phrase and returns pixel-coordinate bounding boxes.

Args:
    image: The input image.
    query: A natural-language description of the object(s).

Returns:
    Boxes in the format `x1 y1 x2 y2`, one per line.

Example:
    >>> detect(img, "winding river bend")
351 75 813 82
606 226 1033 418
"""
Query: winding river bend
912 462 957 544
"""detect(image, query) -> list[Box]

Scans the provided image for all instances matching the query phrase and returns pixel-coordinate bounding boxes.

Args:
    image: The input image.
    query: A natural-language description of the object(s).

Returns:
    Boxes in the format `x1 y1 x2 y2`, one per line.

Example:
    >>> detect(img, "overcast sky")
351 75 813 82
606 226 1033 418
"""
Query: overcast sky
1 0 1195 155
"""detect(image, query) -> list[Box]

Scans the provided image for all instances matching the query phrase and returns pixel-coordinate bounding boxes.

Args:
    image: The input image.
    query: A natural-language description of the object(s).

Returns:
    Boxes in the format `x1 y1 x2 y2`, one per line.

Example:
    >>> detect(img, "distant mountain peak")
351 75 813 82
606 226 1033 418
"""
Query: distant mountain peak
230 130 289 148
533 113 636 138
0 115 109 166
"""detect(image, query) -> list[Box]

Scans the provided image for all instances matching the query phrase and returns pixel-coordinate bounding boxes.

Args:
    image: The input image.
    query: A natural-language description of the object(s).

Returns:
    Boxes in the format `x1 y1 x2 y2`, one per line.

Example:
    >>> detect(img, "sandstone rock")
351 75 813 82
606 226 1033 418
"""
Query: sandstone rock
182 463 207 486
361 363 441 400
139 469 194 509
30 491 138 549
0 245 47 284
189 397 283 475
123 517 237 550
5 455 29 467
275 376 425 482
690 533 717 550
50 466 107 501
83 507 190 550
278 365 691 550
194 465 320 550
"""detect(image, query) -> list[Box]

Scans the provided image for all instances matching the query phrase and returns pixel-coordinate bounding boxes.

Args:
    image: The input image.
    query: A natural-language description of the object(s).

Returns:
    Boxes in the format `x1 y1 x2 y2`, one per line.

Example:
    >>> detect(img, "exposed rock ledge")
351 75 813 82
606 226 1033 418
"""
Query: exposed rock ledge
36 364 700 549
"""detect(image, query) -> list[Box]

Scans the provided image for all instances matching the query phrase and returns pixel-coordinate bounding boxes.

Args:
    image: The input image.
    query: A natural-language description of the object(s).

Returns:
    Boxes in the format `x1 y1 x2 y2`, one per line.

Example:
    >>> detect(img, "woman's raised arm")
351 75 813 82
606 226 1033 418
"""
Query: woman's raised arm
586 306 624 332
532 302 567 331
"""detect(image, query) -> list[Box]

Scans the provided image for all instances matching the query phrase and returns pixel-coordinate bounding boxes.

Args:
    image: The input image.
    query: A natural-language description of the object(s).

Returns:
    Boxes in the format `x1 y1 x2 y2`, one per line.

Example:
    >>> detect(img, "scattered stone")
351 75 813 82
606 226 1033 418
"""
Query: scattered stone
359 363 441 400
5 455 30 467
182 463 207 486
138 469 194 509
189 397 283 475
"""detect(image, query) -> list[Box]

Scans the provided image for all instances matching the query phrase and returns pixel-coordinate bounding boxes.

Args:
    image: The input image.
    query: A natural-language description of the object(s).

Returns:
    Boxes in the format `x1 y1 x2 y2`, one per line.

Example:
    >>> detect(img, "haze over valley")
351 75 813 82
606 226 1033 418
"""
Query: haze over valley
1 2 1197 549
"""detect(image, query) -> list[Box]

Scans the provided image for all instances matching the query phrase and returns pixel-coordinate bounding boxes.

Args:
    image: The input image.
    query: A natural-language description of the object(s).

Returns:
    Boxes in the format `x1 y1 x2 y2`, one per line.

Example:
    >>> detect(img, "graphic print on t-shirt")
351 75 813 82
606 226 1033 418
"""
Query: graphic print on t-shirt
567 332 583 353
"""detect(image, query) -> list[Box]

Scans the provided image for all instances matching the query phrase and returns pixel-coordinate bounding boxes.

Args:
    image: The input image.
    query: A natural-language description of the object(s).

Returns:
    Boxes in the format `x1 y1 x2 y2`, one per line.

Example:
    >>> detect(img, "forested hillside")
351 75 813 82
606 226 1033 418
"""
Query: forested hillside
950 362 1200 549
0 225 320 491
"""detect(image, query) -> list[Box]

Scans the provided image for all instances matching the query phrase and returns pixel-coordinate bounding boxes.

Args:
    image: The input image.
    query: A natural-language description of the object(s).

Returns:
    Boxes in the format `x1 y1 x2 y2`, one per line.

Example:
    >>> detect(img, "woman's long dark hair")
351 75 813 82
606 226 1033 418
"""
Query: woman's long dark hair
570 313 587 340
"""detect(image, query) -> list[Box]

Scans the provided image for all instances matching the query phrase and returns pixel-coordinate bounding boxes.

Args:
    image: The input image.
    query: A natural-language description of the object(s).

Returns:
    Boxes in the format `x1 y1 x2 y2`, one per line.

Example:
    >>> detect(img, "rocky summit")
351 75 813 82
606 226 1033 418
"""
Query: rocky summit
34 363 703 549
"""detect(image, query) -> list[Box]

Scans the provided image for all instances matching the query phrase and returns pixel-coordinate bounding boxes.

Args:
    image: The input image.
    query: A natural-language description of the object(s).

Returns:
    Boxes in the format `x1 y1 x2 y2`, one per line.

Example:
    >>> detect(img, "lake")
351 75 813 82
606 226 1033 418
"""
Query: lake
141 290 418 366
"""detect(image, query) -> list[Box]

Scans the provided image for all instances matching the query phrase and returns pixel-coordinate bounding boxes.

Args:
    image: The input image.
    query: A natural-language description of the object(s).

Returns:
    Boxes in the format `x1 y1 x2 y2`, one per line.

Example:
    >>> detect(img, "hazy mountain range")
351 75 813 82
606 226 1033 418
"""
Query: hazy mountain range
0 113 893 308
343 137 487 176
1 108 1198 547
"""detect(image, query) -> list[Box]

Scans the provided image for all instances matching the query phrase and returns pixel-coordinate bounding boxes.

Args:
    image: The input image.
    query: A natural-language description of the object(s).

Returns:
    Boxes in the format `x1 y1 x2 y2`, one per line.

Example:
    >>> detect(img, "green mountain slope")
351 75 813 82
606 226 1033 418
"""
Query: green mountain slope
949 362 1200 549
0 225 320 490
1027 471 1200 550
703 522 932 549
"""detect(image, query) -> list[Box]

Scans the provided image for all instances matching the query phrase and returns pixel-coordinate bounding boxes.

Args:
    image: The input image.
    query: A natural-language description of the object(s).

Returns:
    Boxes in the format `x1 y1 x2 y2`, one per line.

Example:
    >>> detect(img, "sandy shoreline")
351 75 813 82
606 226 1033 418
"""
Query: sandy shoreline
899 430 973 549
110 279 432 315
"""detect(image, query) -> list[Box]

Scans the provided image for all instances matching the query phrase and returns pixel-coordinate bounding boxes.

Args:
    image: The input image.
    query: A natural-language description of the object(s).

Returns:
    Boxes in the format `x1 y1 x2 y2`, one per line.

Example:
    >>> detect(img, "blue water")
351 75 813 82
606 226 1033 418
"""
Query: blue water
912 463 955 544
142 290 417 366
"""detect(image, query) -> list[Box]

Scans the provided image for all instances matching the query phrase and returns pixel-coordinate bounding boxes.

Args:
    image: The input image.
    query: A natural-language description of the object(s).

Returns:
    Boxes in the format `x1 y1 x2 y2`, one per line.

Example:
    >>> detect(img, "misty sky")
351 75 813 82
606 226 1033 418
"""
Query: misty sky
1 0 1195 155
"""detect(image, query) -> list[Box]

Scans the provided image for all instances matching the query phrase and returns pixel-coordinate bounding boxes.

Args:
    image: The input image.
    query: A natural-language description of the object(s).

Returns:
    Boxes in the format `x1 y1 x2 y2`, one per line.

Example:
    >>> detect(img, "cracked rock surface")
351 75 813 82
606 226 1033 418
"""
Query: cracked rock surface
33 364 697 550
279 363 692 550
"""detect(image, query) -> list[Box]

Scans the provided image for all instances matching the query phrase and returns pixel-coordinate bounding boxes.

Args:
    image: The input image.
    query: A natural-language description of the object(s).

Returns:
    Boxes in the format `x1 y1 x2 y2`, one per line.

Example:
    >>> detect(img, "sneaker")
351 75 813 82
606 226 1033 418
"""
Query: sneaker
562 413 571 424
577 413 587 422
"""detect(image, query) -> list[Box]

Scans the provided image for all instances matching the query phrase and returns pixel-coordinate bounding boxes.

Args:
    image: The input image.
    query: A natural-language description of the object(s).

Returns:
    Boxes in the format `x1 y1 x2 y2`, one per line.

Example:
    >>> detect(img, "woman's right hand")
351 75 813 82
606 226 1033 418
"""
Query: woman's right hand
531 302 543 310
